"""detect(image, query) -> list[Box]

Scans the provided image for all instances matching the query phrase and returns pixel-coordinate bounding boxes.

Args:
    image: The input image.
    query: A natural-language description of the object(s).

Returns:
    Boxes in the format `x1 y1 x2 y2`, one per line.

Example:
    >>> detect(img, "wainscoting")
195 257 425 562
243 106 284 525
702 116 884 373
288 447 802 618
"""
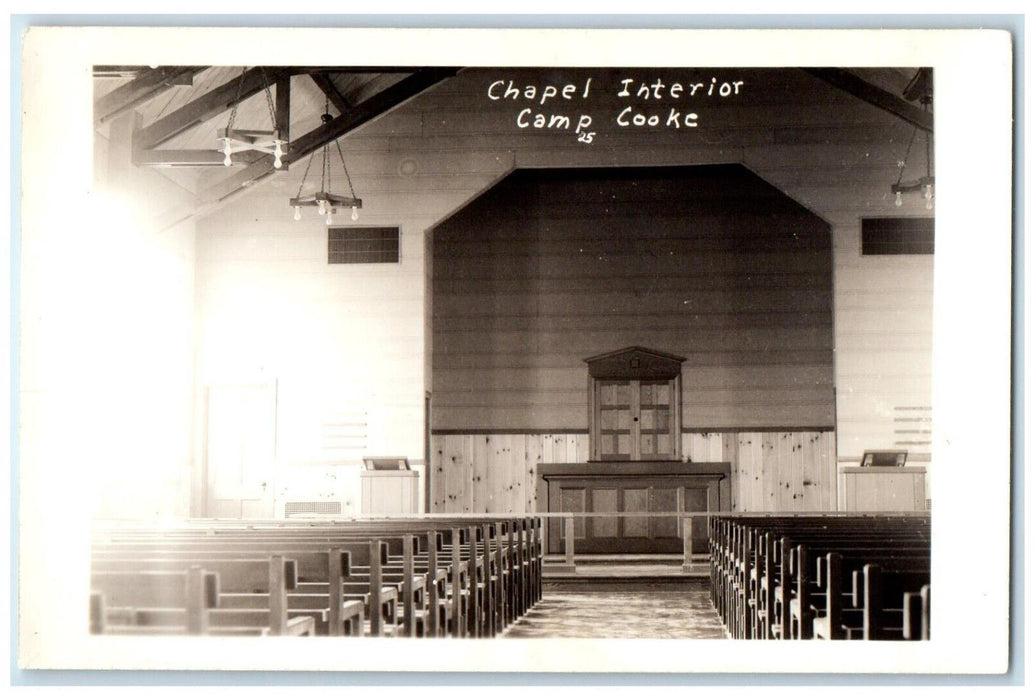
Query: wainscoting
430 430 835 514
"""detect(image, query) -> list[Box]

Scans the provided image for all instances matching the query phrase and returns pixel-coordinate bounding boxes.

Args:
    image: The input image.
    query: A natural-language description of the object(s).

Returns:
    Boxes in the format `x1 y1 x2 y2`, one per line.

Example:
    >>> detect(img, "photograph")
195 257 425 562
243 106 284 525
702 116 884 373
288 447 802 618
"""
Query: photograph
14 24 1014 676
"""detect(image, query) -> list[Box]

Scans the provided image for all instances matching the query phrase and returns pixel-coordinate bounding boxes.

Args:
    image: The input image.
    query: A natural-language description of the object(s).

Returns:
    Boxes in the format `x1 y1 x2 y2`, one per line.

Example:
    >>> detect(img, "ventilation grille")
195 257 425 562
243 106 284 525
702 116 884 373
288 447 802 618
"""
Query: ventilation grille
328 227 400 264
893 405 932 459
861 218 934 255
284 501 342 516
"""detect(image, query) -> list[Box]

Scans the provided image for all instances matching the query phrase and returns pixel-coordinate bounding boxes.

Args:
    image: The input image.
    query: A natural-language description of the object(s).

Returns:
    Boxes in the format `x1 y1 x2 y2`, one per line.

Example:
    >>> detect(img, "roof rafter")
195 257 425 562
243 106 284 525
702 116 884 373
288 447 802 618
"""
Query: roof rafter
94 66 206 127
309 73 353 114
801 68 933 133
201 67 460 206
135 66 292 150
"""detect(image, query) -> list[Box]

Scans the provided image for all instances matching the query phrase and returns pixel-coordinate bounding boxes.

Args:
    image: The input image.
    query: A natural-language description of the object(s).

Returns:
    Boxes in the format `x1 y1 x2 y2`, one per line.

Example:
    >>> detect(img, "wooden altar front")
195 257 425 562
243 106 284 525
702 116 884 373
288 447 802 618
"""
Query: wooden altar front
536 461 731 555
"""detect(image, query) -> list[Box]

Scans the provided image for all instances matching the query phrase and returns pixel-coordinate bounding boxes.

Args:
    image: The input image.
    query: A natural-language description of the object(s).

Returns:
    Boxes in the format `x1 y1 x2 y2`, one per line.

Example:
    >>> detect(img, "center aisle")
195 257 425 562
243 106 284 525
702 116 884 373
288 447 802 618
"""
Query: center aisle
502 580 728 639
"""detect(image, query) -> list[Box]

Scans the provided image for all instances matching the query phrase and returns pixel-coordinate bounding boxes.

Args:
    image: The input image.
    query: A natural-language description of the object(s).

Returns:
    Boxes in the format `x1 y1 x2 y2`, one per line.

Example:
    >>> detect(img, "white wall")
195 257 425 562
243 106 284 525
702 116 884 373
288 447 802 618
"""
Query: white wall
193 189 431 515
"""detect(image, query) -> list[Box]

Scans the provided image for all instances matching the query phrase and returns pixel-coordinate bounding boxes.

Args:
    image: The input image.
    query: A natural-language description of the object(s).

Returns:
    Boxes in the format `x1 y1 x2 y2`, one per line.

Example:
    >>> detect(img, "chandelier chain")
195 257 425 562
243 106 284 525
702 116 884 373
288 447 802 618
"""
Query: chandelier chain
294 148 316 201
335 138 358 200
260 68 279 134
226 66 247 132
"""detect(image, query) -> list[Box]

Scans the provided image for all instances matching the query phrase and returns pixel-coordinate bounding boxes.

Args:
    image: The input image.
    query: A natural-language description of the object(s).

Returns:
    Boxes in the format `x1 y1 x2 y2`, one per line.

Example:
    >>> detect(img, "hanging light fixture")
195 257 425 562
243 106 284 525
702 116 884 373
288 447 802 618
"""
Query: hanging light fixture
891 70 934 210
289 107 362 225
217 67 287 169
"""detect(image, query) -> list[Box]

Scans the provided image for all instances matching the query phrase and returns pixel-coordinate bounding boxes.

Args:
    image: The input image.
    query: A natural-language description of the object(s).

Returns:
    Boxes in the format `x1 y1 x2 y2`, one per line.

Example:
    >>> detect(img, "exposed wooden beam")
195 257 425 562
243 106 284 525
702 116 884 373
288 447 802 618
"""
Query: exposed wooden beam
292 66 434 74
309 73 352 114
203 68 460 205
135 66 291 150
801 68 933 133
94 66 206 127
133 149 227 167
276 75 291 144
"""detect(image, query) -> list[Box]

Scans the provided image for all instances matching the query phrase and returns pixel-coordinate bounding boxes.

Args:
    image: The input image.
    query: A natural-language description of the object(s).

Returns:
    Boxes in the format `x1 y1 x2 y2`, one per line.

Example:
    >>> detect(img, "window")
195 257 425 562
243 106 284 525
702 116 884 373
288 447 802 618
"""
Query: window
861 218 934 255
328 227 400 264
586 347 684 461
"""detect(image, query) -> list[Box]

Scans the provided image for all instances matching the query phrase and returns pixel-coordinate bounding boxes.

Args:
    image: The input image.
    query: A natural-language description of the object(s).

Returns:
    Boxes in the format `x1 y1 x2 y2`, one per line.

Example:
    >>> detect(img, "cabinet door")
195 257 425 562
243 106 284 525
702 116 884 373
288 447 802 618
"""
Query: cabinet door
593 378 679 460
637 380 676 460
597 380 635 460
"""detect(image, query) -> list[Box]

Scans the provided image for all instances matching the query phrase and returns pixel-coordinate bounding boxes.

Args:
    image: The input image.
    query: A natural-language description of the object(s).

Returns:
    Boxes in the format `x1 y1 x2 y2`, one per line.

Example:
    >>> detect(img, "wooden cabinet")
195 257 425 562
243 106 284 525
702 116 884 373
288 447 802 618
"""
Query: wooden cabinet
361 470 420 514
586 347 684 461
840 466 927 512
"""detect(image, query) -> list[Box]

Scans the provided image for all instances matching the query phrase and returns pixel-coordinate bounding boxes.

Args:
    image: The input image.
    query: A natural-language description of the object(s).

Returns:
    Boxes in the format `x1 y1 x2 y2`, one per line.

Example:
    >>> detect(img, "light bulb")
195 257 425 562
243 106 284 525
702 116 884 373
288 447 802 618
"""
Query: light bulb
351 206 359 221
926 199 933 211
317 200 326 215
326 210 333 225
222 141 232 167
274 155 282 169
293 206 301 221
273 142 283 169
894 191 902 207
924 184 933 201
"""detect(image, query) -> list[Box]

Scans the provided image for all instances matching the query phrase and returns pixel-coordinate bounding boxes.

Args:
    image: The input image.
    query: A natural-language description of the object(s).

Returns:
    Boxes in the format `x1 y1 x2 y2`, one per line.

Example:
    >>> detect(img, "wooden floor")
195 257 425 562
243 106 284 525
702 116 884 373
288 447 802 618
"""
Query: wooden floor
502 579 728 639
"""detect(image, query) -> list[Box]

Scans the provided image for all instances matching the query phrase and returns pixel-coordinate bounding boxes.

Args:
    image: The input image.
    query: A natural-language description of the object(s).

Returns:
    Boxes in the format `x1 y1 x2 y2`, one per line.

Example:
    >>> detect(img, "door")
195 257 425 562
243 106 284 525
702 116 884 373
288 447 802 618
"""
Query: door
204 382 277 518
596 379 677 460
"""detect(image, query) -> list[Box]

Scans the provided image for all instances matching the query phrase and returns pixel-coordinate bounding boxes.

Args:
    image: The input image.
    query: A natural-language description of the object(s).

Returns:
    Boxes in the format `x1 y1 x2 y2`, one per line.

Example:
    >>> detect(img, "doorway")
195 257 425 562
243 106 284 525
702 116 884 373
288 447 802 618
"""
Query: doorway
203 381 277 518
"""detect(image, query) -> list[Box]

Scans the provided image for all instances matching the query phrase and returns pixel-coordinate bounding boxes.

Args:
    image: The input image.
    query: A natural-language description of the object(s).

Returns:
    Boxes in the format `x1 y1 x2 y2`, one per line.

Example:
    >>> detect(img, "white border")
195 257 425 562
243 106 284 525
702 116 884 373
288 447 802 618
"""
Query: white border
16 26 1014 675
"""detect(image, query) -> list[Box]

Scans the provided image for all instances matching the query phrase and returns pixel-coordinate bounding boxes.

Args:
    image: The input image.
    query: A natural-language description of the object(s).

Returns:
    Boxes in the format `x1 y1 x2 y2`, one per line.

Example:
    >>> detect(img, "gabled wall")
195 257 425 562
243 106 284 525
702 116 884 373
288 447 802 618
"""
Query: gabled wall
432 164 834 432
193 67 933 515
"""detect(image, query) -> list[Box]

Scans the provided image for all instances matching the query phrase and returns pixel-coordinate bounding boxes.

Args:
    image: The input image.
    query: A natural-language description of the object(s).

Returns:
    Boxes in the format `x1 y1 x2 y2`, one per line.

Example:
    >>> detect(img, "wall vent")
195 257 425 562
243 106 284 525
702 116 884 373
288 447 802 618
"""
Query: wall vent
284 500 343 517
328 227 400 264
861 218 934 255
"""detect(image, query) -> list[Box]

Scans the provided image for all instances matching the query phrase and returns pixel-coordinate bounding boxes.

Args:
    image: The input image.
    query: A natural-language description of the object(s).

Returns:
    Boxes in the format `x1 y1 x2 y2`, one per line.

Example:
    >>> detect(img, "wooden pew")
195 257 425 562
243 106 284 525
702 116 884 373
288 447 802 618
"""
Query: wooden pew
807 553 930 640
91 557 315 636
708 514 930 641
91 515 543 639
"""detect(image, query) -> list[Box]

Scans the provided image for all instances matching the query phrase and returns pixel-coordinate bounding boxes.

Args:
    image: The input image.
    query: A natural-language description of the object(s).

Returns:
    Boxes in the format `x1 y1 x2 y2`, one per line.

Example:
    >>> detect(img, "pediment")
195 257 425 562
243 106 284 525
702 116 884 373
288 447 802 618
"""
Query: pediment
583 346 685 380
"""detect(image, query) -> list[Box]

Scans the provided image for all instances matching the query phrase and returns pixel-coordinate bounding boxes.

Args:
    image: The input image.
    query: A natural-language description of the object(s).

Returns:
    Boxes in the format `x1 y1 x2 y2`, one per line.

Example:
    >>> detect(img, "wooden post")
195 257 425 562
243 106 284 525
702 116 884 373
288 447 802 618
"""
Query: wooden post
269 556 287 636
564 515 576 568
920 584 930 641
826 552 843 640
328 549 343 636
522 518 532 612
764 533 776 640
185 566 207 635
370 540 383 636
507 520 517 622
403 535 415 637
682 517 694 573
779 537 792 640
427 530 440 637
863 564 881 640
533 517 543 601
480 523 494 637
467 526 479 638
795 545 812 640
494 522 505 632
451 528 462 637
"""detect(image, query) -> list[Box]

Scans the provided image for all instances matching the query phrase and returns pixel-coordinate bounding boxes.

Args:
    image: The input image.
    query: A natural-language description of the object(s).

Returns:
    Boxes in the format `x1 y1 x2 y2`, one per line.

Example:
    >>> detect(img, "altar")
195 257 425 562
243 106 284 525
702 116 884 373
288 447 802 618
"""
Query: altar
536 461 731 555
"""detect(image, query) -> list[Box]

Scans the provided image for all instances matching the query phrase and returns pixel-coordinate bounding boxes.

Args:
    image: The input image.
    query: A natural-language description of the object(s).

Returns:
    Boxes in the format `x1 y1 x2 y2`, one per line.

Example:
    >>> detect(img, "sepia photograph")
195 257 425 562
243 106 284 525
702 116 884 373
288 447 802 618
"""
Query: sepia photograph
14 23 1014 677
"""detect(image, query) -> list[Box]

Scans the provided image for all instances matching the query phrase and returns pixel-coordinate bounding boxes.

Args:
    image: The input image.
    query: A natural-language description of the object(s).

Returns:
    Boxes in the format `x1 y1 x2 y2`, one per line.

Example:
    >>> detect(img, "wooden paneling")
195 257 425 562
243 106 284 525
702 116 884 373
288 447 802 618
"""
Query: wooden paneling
433 165 834 432
430 429 835 514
